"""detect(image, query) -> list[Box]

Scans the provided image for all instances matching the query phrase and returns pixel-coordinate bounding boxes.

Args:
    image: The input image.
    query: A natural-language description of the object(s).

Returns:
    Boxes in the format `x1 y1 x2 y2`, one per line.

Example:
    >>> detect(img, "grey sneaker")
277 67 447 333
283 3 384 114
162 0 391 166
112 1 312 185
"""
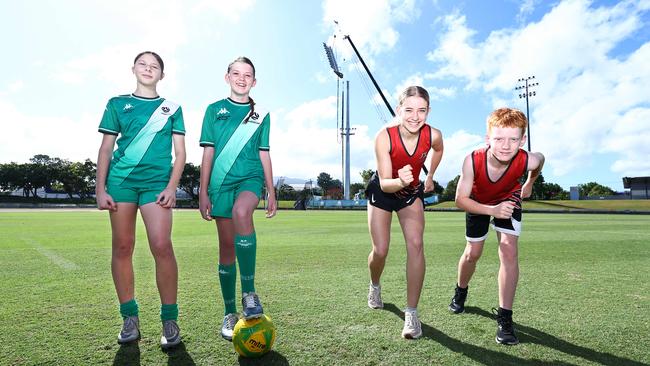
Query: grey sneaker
367 283 383 309
221 313 239 341
401 311 422 339
117 316 140 344
242 292 263 319
160 320 181 349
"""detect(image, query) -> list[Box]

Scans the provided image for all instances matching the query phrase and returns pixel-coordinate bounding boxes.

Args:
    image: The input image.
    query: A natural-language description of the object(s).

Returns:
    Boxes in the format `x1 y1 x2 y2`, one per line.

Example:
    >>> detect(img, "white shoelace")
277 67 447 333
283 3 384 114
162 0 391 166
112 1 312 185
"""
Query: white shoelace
244 294 258 308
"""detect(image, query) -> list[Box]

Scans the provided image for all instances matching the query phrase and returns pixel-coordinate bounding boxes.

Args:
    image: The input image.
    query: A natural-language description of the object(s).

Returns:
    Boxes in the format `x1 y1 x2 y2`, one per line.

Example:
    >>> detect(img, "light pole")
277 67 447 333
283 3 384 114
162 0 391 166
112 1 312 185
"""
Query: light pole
515 76 539 151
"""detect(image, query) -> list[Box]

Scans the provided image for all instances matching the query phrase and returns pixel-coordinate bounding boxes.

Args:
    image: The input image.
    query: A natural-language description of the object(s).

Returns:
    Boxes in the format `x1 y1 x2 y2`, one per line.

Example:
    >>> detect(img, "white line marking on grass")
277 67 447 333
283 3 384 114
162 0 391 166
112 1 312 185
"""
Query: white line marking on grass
25 239 79 270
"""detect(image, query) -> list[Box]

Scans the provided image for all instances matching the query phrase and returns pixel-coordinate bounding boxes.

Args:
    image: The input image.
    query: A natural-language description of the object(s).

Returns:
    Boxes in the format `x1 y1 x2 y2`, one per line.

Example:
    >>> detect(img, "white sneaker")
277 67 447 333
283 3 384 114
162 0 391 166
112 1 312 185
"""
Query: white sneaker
401 311 422 339
221 313 239 341
367 283 383 309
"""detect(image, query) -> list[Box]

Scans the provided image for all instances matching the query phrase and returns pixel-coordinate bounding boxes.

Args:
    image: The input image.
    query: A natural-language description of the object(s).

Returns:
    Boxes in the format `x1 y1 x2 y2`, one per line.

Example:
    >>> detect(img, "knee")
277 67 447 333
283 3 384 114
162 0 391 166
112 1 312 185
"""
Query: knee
113 236 135 259
499 242 518 264
406 239 424 256
372 245 389 260
150 239 174 259
463 246 482 263
232 205 252 223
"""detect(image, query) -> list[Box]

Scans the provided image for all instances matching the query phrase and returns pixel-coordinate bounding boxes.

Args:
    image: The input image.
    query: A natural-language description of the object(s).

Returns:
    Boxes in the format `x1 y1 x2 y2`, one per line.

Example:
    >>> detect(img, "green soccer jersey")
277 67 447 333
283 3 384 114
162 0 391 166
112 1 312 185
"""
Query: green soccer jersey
99 94 185 188
199 98 270 194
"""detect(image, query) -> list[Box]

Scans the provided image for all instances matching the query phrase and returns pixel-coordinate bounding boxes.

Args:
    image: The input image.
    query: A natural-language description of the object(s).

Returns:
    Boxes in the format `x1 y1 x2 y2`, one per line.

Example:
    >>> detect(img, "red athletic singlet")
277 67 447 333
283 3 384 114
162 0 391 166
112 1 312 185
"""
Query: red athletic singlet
387 124 432 192
470 147 528 205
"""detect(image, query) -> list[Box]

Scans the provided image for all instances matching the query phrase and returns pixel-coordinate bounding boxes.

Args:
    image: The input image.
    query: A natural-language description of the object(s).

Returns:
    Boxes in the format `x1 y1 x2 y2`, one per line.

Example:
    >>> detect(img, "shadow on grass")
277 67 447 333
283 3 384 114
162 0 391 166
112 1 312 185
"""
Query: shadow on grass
162 341 196 366
383 303 573 366
113 342 140 366
465 306 648 366
238 350 289 366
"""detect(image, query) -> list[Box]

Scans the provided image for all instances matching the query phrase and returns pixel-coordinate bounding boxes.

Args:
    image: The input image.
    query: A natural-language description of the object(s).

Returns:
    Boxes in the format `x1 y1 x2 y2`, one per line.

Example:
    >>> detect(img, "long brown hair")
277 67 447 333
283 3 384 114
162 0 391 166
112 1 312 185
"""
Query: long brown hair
228 56 256 123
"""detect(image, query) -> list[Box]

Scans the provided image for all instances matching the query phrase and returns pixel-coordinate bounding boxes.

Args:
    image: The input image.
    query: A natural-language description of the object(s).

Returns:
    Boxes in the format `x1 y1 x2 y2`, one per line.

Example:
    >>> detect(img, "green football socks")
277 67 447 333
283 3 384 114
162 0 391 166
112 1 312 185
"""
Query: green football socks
120 299 139 319
160 303 178 322
219 262 238 315
235 232 257 294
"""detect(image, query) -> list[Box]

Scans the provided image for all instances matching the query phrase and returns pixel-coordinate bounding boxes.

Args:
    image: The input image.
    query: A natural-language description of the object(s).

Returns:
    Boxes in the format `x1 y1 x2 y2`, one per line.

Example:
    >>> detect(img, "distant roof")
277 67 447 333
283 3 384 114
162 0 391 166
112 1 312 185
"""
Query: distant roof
622 176 650 188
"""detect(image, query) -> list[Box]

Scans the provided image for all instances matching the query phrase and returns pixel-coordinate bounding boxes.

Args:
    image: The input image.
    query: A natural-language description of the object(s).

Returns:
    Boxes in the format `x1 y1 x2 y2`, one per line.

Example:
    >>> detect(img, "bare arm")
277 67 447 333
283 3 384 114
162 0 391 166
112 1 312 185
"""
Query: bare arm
198 147 215 221
260 150 276 218
521 151 545 199
375 130 411 193
157 134 186 208
455 154 516 219
424 128 444 192
96 134 117 211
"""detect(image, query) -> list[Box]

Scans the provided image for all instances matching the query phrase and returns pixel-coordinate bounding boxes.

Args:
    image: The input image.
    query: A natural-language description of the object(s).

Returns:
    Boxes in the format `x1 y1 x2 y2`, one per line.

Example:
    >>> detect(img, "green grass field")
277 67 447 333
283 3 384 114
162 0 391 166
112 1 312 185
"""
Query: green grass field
0 209 648 365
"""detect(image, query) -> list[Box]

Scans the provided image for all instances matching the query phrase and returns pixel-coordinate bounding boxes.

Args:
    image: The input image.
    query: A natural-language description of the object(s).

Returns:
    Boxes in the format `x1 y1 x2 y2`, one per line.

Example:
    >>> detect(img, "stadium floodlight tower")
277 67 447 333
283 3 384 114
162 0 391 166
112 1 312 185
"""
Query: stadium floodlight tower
515 76 539 151
323 42 354 200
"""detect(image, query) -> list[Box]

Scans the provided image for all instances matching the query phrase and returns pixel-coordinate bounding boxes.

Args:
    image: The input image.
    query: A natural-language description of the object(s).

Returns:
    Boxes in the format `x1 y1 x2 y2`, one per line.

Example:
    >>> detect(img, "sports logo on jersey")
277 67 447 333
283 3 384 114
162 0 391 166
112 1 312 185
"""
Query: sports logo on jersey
419 152 428 162
123 103 134 113
161 106 171 114
217 107 230 120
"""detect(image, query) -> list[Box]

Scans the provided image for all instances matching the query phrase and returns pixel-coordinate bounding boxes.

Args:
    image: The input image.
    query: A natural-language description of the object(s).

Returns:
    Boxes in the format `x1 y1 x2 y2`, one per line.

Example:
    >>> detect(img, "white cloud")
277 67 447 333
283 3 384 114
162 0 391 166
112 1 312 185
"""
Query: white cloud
431 129 484 185
516 0 537 23
323 0 419 62
0 99 99 163
270 96 374 181
427 0 650 179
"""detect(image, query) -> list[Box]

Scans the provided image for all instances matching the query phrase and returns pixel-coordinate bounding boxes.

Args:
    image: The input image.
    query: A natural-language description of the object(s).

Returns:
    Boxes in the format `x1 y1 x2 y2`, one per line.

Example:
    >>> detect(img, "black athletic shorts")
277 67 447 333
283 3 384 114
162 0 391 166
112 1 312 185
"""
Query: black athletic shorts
365 172 423 212
465 205 522 242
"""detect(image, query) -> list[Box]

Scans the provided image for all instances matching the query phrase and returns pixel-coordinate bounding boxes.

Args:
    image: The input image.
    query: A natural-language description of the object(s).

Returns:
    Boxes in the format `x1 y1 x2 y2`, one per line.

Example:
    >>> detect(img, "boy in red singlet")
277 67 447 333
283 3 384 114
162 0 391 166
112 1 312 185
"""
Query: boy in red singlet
448 107 544 345
365 86 444 339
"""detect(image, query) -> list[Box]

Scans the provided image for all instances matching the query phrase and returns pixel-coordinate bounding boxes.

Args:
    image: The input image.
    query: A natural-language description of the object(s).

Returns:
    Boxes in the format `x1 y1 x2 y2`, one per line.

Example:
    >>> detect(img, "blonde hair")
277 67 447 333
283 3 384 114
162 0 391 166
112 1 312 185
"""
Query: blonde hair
397 86 430 108
487 108 527 134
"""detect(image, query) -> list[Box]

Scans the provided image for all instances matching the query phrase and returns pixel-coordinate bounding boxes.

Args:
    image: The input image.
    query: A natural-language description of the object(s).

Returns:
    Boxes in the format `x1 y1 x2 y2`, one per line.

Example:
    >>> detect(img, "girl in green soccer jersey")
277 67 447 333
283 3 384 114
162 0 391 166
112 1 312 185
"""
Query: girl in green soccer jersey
198 56 277 341
96 51 186 349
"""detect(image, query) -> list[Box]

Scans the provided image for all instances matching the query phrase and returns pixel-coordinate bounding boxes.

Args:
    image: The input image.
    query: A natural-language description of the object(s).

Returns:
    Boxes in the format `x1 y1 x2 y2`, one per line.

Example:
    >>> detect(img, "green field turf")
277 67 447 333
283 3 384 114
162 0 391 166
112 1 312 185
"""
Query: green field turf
0 210 648 365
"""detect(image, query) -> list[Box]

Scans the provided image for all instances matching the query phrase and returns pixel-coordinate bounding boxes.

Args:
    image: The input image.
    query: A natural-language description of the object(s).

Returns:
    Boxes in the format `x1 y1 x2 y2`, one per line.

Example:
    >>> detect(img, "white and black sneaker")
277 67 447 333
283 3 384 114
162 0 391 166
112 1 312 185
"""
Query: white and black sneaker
221 313 239 341
494 308 519 345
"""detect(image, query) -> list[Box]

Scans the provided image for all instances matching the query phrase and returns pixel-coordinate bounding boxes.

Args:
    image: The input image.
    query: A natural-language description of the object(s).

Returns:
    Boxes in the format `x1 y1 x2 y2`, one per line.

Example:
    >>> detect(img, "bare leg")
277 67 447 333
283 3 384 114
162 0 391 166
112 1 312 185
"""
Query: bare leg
496 232 519 309
232 191 258 235
140 202 177 304
396 200 425 309
457 241 485 288
367 204 392 285
110 203 138 303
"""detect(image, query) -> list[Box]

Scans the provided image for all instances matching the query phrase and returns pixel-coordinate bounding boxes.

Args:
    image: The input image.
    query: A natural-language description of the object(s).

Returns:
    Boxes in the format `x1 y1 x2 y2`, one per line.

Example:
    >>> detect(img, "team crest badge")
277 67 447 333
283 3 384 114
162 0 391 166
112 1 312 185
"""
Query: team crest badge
250 112 259 121
123 103 134 113
162 106 170 114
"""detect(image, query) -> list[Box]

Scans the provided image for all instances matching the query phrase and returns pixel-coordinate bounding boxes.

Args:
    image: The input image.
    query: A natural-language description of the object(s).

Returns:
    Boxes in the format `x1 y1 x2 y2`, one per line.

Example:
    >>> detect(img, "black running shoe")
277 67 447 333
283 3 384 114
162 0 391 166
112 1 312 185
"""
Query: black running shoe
494 308 519 345
448 285 468 314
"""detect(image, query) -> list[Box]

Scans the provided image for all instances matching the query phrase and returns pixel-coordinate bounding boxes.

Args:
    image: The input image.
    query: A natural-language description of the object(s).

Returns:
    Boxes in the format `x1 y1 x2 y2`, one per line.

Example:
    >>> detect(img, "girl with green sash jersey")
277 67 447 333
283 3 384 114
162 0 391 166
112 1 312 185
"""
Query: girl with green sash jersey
198 56 277 341
96 51 186 349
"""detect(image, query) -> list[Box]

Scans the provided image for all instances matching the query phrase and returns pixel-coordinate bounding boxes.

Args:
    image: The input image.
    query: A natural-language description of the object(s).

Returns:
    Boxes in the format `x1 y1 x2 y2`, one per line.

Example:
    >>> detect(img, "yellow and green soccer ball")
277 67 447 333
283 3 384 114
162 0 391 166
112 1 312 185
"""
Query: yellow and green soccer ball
232 314 276 358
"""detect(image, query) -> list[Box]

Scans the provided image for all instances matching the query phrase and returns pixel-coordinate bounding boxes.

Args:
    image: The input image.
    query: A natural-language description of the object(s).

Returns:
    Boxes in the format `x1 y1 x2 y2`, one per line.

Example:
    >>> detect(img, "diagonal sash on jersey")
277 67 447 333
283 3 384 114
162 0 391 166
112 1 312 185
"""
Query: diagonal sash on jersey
210 109 266 193
110 100 180 185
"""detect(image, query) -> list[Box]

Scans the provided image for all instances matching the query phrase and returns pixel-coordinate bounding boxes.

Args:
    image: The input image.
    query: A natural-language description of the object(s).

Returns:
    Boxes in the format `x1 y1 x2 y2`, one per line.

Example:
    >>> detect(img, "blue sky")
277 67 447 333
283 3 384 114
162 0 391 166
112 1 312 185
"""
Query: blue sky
1 0 648 191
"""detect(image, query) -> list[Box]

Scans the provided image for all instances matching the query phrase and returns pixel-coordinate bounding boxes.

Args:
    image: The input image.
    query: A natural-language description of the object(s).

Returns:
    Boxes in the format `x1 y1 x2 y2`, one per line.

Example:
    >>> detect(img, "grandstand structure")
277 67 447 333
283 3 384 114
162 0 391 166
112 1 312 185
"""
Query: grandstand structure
623 176 650 199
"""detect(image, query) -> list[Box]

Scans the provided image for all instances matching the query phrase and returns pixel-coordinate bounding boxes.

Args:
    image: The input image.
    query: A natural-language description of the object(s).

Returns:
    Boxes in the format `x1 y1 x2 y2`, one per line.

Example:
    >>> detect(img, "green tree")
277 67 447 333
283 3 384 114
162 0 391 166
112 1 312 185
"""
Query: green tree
440 175 460 202
317 172 334 191
277 184 297 200
543 182 568 200
360 169 374 186
57 159 96 199
350 182 366 197
579 182 615 198
179 163 200 200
